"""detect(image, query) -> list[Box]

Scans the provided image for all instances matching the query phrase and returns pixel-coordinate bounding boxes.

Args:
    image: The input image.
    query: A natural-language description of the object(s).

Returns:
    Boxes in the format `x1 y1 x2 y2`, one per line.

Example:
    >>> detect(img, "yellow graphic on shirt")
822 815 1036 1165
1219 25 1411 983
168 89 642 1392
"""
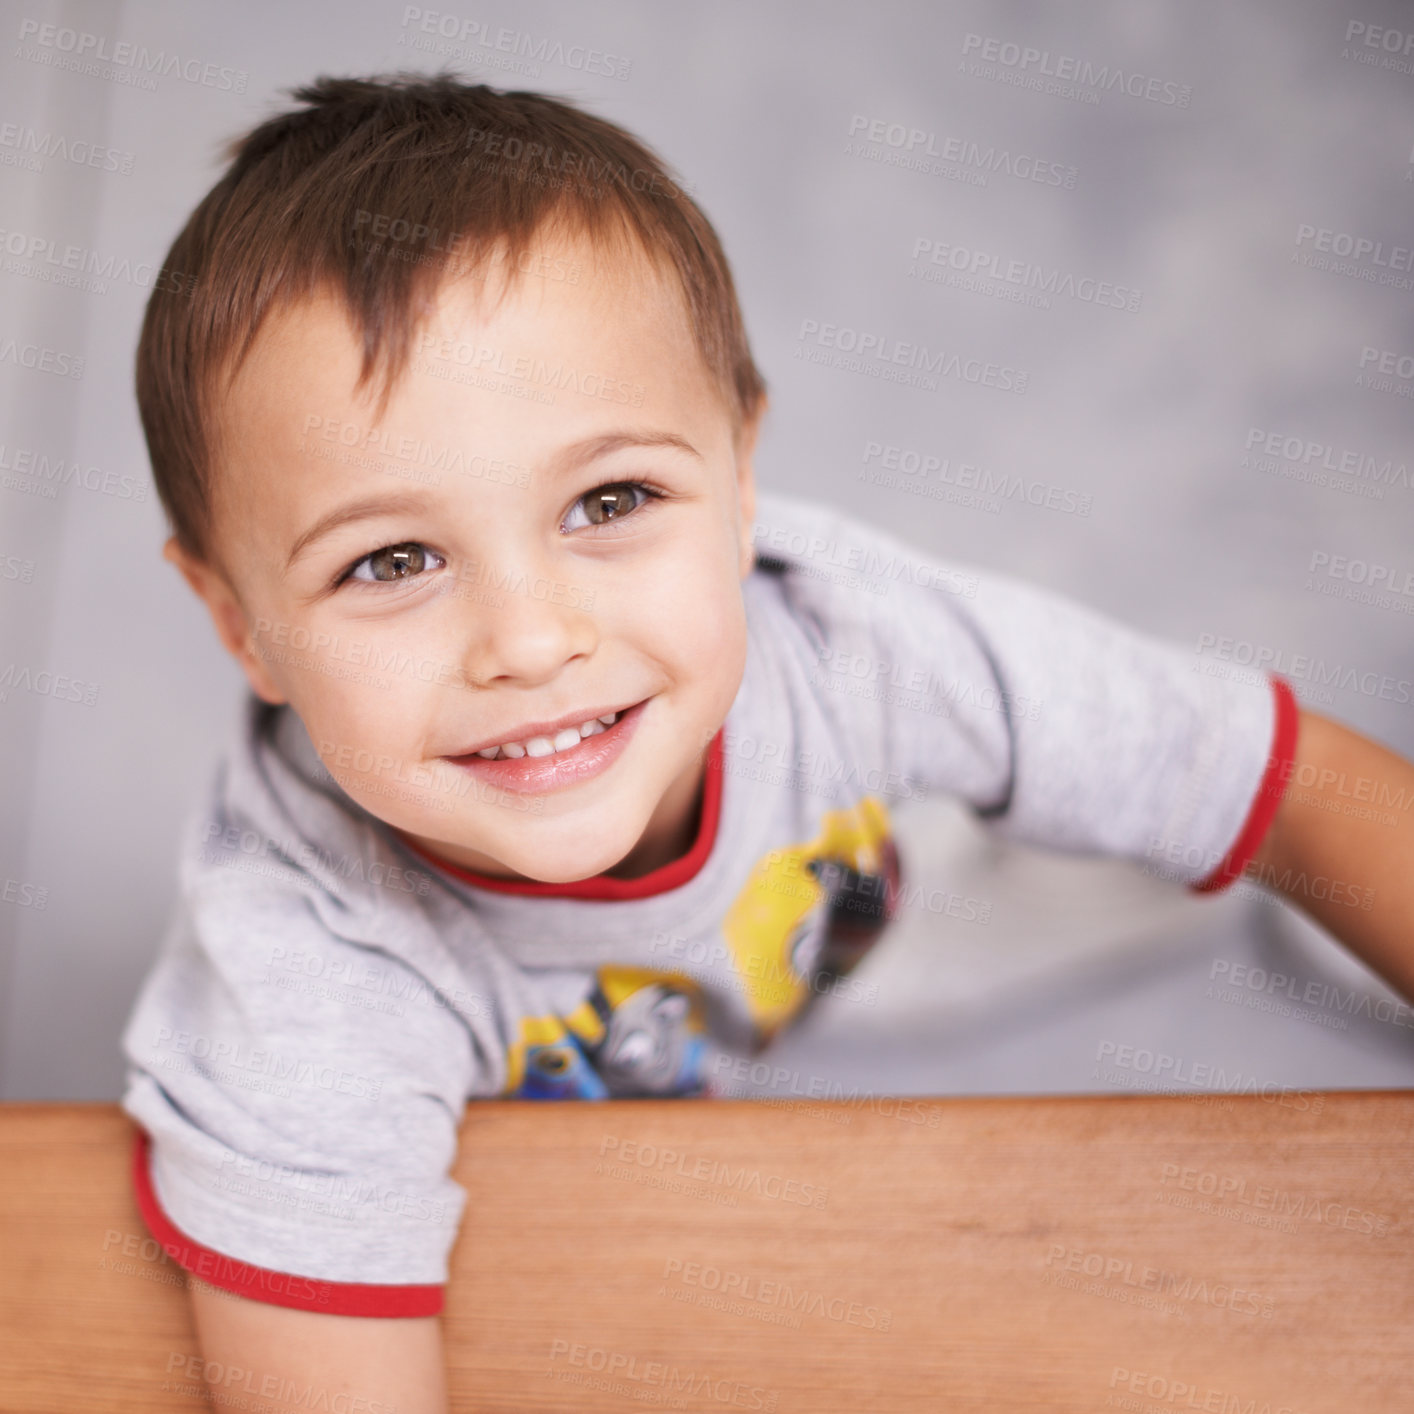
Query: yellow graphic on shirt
503 966 709 1099
722 794 898 1045
500 799 900 1094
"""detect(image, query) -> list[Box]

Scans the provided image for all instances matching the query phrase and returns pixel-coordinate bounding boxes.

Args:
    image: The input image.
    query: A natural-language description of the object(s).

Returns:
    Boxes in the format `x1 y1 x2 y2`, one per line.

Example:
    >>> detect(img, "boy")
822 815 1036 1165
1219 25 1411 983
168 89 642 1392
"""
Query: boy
120 73 1414 1410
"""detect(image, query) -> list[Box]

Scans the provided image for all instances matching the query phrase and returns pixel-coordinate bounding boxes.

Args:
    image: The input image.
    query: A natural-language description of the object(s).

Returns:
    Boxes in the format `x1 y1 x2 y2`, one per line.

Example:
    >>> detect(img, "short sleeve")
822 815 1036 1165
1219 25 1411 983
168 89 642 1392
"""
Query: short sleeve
773 496 1297 893
119 870 475 1316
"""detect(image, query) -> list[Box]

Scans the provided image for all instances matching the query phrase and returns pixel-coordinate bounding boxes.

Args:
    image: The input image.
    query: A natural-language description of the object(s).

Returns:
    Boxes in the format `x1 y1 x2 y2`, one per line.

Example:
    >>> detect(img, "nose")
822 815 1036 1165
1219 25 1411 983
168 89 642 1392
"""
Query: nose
448 548 599 687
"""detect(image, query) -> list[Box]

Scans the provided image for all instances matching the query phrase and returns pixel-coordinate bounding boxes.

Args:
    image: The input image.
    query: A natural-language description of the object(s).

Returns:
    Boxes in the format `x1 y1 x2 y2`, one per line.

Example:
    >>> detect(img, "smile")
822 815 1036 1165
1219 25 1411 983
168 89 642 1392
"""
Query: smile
469 707 626 761
443 698 650 795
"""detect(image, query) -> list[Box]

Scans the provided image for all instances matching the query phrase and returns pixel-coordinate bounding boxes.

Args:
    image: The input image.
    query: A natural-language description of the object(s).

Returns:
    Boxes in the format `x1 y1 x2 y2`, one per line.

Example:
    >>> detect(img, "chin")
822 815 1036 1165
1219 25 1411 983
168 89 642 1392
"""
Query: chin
502 837 631 885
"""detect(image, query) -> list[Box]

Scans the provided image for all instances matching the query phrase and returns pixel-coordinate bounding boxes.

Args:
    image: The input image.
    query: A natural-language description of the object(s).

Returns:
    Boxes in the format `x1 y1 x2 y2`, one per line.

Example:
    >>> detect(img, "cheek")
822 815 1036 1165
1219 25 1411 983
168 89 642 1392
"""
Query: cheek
284 660 439 766
632 546 745 658
301 683 451 823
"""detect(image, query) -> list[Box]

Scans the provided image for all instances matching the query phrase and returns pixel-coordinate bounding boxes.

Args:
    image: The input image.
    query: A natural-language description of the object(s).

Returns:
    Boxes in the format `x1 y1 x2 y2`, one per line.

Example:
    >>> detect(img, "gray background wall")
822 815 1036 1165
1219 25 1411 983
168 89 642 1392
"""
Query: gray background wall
3 0 1412 1101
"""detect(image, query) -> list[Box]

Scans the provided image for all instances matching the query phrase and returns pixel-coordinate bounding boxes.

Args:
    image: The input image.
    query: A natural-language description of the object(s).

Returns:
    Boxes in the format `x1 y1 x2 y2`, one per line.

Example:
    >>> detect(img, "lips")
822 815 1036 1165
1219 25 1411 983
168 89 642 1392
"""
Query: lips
442 697 650 796
451 699 645 759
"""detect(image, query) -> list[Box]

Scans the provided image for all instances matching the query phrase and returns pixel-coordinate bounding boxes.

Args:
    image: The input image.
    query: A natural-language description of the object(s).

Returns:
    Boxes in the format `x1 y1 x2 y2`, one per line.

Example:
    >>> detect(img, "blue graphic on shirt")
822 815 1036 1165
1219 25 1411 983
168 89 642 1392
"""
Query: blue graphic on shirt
505 967 709 1099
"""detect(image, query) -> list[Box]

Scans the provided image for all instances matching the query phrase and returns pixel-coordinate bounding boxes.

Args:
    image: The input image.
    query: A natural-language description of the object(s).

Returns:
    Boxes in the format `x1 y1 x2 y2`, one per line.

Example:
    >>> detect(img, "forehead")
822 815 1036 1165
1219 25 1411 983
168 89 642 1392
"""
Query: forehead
221 223 700 418
208 225 726 549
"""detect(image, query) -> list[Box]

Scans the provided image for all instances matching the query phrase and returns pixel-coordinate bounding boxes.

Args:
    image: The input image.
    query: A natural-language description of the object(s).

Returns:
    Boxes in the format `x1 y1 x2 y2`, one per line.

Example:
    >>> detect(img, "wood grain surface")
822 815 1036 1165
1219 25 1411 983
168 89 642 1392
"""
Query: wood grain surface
1 1092 1411 1411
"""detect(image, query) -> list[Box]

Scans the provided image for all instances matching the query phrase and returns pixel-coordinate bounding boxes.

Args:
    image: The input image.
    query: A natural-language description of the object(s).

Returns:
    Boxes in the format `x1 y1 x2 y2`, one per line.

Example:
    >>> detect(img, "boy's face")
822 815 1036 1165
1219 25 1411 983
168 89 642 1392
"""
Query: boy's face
169 228 761 884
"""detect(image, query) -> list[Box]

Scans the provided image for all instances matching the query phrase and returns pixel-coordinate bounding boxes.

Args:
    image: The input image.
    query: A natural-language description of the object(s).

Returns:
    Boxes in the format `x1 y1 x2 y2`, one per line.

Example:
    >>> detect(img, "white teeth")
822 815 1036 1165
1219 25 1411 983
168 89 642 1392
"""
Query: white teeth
472 709 621 761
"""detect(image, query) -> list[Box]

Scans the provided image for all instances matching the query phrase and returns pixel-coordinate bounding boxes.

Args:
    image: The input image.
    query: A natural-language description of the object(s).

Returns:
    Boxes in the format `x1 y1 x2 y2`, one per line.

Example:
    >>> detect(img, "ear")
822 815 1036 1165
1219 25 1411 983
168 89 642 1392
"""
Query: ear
162 537 287 706
733 397 766 581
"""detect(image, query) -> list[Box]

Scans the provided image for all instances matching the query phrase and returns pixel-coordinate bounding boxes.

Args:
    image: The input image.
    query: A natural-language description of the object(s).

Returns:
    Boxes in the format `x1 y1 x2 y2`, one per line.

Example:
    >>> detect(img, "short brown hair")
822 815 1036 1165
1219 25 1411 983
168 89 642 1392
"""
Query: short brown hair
135 71 768 565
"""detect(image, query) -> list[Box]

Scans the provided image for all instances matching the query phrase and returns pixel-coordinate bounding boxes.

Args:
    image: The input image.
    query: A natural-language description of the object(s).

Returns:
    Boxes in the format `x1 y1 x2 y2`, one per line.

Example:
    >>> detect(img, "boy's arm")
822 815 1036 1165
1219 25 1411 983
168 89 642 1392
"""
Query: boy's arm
187 1279 449 1413
1243 706 1414 1001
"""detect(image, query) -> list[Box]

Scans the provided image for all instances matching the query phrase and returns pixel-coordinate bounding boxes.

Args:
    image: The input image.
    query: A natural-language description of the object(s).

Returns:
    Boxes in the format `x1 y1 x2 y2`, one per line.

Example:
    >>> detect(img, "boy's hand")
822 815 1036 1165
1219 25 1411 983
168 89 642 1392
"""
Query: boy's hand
1244 707 1414 1001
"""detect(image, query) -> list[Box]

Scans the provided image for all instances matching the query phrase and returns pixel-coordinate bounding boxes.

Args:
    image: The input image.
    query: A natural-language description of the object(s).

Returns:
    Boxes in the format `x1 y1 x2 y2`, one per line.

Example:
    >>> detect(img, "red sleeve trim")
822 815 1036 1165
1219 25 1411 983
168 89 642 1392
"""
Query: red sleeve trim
1191 673 1300 895
129 1127 443 1318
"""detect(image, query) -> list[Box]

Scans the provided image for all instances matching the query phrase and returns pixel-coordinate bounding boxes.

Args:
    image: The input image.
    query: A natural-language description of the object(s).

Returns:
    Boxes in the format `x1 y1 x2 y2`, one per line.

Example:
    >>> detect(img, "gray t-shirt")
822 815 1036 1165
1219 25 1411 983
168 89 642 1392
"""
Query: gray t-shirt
119 487 1292 1315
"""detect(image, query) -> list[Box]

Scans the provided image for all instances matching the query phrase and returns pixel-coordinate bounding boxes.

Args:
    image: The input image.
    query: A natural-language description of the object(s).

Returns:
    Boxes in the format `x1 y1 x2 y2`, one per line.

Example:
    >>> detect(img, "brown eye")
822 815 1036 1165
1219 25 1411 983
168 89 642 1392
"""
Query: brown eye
563 482 663 534
368 544 426 580
583 485 637 524
345 542 443 587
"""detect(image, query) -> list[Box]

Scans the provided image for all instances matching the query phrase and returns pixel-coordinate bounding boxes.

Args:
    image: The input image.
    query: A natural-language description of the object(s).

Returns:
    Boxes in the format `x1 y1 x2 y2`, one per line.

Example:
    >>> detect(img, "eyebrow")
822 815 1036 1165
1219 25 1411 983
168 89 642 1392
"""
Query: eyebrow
283 429 703 573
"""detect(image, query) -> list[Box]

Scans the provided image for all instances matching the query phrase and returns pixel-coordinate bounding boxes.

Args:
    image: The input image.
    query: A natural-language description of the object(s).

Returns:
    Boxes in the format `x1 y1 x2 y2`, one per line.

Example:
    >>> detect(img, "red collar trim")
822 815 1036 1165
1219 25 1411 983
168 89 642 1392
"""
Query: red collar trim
397 727 724 901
